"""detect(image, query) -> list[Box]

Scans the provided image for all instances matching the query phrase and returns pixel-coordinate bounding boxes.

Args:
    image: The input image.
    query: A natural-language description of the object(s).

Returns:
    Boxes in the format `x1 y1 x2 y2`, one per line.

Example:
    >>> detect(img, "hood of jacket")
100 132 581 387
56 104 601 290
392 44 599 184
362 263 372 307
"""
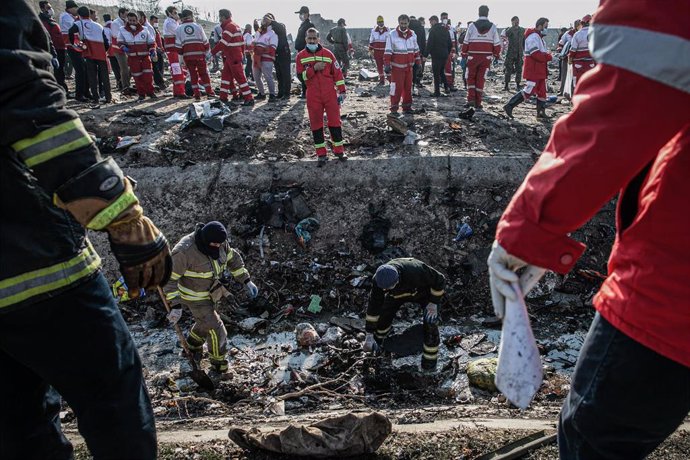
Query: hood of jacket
474 18 493 34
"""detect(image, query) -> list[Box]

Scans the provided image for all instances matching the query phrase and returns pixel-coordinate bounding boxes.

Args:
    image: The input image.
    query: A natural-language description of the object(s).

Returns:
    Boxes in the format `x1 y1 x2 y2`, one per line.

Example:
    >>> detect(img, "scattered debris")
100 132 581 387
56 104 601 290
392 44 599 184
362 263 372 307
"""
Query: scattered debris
295 323 320 347
467 357 499 392
115 135 140 150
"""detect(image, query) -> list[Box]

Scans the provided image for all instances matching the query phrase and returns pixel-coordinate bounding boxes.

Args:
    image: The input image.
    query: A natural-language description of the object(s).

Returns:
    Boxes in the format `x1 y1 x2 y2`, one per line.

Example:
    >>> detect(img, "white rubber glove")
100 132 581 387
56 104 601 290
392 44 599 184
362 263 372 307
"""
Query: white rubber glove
424 303 438 324
245 280 259 298
362 333 378 352
167 307 182 325
487 240 546 319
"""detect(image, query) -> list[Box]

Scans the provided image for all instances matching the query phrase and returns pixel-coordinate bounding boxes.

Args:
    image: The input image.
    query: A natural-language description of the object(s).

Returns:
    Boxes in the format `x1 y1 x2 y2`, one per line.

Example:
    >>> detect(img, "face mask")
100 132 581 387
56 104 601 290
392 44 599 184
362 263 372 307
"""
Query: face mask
306 43 318 52
129 24 137 30
399 26 408 31
442 19 448 25
299 14 305 21
377 23 384 28
47 8 54 17
153 22 158 28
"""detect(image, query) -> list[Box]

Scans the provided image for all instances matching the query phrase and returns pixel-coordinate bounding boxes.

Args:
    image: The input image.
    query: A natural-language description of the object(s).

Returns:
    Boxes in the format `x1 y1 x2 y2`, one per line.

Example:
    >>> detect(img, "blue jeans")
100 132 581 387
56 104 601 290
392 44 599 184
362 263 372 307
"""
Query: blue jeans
559 313 690 459
0 273 156 460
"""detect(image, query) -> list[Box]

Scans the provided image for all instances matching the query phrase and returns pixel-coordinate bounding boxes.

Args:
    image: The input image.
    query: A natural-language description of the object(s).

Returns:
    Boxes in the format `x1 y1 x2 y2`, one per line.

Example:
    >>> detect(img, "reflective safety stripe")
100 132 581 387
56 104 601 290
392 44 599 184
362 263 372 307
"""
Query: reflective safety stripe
184 270 213 279
423 352 438 360
300 57 316 64
302 70 308 81
365 314 380 322
87 190 139 230
314 142 327 148
392 291 416 299
0 242 101 308
424 345 439 353
376 325 392 335
166 290 180 300
430 288 444 296
230 267 249 278
591 24 690 94
177 284 210 301
188 330 205 344
170 272 182 281
208 329 223 359
335 80 345 86
12 119 93 168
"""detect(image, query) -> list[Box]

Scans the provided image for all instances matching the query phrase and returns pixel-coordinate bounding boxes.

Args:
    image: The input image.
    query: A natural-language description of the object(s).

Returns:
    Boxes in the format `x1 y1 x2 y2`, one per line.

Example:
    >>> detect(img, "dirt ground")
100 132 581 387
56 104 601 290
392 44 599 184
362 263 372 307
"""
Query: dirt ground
64 58 689 458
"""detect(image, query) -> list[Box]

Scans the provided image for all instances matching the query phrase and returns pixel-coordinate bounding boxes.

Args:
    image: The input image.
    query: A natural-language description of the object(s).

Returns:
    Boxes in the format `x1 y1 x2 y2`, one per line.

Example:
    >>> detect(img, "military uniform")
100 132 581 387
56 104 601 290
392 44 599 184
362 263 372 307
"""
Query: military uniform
503 25 525 89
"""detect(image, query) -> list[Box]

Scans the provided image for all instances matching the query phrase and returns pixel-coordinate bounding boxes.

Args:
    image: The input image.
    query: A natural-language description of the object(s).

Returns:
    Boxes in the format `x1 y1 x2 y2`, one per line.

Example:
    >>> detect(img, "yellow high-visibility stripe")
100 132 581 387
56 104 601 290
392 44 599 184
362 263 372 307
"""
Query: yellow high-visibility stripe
430 288 444 296
423 345 439 353
230 267 249 278
12 119 93 168
0 243 101 308
376 325 392 335
86 190 139 230
392 291 415 299
365 314 380 322
170 272 182 281
166 291 180 300
189 330 204 343
335 80 345 86
423 352 438 360
184 270 213 279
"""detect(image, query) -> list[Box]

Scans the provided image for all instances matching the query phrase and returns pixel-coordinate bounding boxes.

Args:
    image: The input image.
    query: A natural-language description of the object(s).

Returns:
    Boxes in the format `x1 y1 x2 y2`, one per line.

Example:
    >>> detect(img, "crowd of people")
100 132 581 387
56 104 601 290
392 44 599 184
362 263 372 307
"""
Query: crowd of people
38 2 596 159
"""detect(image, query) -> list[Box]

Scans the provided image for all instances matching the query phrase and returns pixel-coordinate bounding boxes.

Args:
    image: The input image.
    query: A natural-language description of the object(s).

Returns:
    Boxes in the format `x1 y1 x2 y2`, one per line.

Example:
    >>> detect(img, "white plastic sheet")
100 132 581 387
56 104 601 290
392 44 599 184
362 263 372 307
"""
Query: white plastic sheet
495 283 543 409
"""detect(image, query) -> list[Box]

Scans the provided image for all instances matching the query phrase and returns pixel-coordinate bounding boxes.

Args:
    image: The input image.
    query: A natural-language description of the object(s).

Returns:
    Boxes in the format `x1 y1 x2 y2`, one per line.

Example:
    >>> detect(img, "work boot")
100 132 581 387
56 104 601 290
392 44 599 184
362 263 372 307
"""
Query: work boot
255 93 266 101
503 81 509 91
421 356 438 373
231 94 241 102
335 153 348 161
503 91 524 119
536 99 551 120
137 94 145 101
148 93 157 99
243 99 255 106
317 156 328 167
268 94 278 103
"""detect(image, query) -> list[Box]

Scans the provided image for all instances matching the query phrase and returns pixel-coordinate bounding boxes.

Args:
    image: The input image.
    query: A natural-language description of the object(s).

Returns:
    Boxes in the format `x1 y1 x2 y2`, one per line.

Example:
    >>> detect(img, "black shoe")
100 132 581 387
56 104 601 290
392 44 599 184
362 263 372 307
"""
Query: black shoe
75 96 89 103
231 95 241 102
536 99 551 120
317 156 328 167
421 357 437 372
148 93 157 99
449 87 458 92
432 92 441 97
137 95 145 101
268 94 278 102
402 109 413 115
243 99 255 106
335 153 348 161
255 93 266 101
458 107 475 120
503 83 510 91
503 91 524 119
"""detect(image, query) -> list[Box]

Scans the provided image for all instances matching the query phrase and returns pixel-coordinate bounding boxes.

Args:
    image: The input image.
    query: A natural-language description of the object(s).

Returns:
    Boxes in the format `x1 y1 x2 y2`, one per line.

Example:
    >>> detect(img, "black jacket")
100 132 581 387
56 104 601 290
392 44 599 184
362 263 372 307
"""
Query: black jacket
425 23 452 59
368 258 446 311
1 0 105 311
409 19 426 56
271 21 290 56
295 19 315 51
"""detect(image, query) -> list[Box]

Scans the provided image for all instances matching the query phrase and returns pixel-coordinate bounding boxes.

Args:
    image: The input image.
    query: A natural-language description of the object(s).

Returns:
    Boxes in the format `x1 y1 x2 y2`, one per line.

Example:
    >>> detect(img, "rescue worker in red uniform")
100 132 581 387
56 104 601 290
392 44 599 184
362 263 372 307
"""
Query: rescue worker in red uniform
569 14 595 89
38 1 68 93
1 2 172 457
503 18 552 120
296 28 348 166
69 6 112 104
175 9 215 101
368 16 389 85
118 12 156 100
212 9 254 106
384 14 420 115
440 12 457 92
163 6 186 97
487 1 690 458
461 5 501 110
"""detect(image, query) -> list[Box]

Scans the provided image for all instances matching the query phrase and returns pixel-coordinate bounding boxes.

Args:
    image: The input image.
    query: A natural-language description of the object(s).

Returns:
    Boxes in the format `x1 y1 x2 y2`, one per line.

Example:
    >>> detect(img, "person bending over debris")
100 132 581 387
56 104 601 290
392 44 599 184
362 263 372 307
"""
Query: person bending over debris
363 258 446 371
488 1 690 457
384 14 421 115
296 28 348 166
164 222 259 376
503 17 552 120
212 9 254 106
175 9 215 101
0 1 172 457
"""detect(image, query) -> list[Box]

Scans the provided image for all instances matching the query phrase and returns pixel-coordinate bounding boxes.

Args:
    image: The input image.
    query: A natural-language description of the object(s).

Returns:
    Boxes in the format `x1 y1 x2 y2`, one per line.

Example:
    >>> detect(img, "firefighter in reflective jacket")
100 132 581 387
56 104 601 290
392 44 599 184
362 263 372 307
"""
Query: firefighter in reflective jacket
1 1 171 456
295 28 347 165
163 222 258 373
363 258 446 371
212 9 254 106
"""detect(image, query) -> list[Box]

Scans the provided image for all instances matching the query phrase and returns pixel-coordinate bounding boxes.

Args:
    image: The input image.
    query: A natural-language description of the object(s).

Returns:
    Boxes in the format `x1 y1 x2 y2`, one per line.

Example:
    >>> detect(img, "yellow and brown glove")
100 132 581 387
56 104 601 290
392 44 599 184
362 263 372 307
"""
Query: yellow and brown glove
54 157 172 298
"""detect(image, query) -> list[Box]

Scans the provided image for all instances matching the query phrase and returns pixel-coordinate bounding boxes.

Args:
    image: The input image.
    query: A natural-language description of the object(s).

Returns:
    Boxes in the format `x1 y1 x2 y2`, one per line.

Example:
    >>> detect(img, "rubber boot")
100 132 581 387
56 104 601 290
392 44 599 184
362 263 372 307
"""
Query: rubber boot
536 99 551 120
503 91 524 119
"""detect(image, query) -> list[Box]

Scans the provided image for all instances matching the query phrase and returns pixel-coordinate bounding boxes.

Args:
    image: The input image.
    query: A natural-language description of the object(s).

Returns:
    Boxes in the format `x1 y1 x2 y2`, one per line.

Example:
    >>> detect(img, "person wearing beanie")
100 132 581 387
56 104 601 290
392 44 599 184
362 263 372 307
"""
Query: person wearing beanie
364 258 446 371
368 15 389 85
163 222 258 375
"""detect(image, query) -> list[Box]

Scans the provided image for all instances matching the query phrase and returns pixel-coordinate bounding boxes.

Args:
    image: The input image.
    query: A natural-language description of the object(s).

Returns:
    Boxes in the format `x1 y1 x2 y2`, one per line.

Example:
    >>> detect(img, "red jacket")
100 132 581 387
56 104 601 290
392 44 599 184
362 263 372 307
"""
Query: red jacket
295 45 346 96
211 18 244 62
522 28 552 81
496 0 690 368
40 14 65 51
383 27 421 69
